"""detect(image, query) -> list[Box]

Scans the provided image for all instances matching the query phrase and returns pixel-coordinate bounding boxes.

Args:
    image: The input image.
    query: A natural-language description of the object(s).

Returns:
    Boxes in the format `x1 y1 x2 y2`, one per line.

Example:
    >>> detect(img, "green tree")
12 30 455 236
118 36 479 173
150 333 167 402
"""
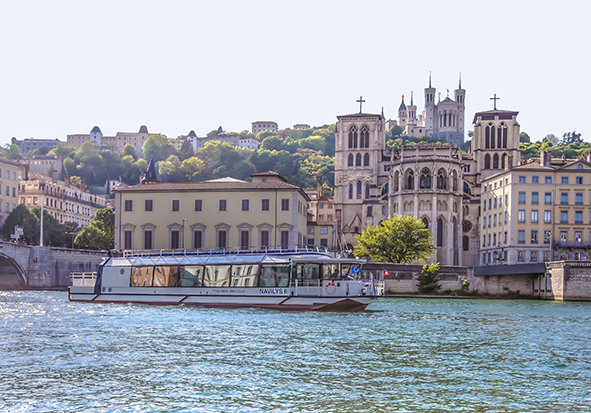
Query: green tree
256 130 277 142
75 208 114 250
261 136 285 151
121 144 138 161
353 215 435 263
142 134 175 162
543 134 559 147
3 144 23 160
0 204 37 243
178 138 195 161
181 157 206 182
417 263 441 294
520 132 531 143
390 125 403 137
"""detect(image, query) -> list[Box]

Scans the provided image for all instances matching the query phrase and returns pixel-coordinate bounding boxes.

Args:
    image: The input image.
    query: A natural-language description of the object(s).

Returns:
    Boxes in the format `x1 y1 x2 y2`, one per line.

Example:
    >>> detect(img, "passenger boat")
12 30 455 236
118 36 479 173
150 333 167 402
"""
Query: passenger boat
69 246 384 311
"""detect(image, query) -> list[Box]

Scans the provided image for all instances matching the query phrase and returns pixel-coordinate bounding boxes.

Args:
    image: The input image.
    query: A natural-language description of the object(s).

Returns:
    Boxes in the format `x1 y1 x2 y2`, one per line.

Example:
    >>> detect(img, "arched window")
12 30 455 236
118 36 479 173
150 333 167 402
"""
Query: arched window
355 153 361 167
443 111 447 127
452 170 458 191
484 154 491 169
360 125 369 148
463 236 469 251
363 153 370 167
437 169 447 189
491 125 496 148
407 170 414 190
347 153 353 167
502 154 507 170
393 171 399 192
348 184 353 199
485 126 490 149
497 127 502 149
348 126 358 149
437 218 444 246
493 154 499 169
422 217 429 229
356 181 362 199
420 168 431 189
365 183 370 199
502 125 508 148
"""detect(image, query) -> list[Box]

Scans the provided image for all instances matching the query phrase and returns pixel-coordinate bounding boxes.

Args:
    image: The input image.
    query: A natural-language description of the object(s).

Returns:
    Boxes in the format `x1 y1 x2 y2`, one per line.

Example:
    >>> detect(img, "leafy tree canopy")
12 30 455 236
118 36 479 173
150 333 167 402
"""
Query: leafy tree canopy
74 208 114 250
353 215 435 263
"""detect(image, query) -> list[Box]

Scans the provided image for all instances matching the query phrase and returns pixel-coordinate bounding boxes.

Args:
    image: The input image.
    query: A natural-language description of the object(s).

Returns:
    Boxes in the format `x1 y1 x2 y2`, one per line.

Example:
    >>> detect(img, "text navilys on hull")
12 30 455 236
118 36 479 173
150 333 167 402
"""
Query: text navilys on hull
69 246 385 311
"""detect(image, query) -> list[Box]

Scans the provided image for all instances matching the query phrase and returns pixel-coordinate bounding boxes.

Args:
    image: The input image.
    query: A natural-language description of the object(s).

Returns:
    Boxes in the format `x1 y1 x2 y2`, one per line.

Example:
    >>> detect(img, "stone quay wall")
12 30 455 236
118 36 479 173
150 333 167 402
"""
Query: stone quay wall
546 261 591 301
363 263 469 294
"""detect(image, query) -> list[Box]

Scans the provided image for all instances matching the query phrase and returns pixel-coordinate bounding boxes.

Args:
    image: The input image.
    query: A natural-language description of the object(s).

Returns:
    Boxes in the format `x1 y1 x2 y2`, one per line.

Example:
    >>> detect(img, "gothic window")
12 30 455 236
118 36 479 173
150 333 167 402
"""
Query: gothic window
452 170 458 191
463 236 469 251
437 218 444 246
493 154 499 169
497 127 502 149
356 181 362 199
502 124 508 148
348 184 353 199
502 154 507 170
491 125 496 148
355 153 361 167
348 153 353 167
348 126 358 149
420 168 431 189
485 125 490 149
437 169 447 190
484 154 491 169
360 125 370 148
406 170 414 190
422 217 429 229
365 183 370 199
363 153 370 167
448 113 452 127
393 171 399 192
443 111 447 127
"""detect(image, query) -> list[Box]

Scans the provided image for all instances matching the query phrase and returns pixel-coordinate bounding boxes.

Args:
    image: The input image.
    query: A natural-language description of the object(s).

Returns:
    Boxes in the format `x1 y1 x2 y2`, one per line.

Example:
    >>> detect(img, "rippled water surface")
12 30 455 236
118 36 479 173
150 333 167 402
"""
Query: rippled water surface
1 292 591 412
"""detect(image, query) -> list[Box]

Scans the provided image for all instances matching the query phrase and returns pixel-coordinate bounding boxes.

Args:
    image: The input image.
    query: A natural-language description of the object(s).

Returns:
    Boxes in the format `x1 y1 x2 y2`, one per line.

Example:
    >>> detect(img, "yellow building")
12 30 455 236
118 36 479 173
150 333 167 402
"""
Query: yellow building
18 174 108 227
113 169 310 251
480 153 591 266
0 157 23 227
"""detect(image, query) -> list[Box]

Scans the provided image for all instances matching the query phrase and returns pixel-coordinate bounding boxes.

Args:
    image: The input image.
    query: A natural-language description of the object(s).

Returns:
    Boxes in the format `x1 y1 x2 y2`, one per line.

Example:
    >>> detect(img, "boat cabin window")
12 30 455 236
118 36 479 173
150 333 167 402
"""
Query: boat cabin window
259 264 290 287
204 265 231 287
153 266 179 287
130 266 154 287
180 266 204 287
232 265 258 287
323 264 339 279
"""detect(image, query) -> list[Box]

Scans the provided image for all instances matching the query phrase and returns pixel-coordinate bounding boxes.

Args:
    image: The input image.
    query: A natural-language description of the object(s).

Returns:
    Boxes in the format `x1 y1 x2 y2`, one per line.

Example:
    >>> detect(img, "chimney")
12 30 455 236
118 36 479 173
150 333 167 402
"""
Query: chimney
540 151 552 167
64 176 70 187
51 170 58 183
80 180 86 192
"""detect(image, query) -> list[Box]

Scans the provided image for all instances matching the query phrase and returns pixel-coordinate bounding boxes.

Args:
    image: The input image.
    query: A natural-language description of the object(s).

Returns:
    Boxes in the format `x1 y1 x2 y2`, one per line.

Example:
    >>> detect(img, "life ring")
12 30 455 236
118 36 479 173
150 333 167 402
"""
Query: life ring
325 281 337 295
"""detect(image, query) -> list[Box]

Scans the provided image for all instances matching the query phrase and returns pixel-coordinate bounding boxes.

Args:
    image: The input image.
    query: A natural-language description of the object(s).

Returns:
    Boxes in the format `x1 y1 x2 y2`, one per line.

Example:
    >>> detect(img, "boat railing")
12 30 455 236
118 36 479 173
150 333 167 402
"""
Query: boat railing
122 245 329 259
70 272 98 286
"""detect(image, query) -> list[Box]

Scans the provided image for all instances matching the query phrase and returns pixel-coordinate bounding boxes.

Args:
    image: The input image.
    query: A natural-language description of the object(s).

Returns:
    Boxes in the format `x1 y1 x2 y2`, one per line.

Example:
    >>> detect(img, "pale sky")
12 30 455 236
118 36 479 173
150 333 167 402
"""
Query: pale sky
0 0 588 147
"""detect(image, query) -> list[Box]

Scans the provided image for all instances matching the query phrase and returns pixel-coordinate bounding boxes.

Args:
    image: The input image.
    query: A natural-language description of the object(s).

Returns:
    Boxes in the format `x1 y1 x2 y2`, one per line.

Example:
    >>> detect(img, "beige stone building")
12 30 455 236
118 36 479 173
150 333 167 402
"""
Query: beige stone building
480 153 591 267
18 174 108 227
251 121 278 135
0 157 23 228
305 184 337 251
113 170 309 251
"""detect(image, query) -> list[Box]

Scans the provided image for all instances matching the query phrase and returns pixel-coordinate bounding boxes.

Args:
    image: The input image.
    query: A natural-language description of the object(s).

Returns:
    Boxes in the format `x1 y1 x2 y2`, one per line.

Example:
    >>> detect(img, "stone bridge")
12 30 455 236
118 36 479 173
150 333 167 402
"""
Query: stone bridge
0 241 105 290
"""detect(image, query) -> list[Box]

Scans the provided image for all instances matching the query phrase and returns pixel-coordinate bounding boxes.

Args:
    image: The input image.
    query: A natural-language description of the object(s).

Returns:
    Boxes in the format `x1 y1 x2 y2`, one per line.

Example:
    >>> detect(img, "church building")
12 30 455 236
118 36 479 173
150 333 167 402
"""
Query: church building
334 81 522 268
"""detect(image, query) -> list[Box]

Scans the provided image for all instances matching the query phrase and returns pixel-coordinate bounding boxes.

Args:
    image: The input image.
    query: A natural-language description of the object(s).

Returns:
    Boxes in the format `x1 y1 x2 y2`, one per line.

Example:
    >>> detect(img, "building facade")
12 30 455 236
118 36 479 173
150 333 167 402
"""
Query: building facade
0 157 23 227
11 137 62 155
113 171 309 251
480 154 591 266
333 97 521 267
18 175 108 227
251 121 278 135
187 131 259 151
26 154 62 176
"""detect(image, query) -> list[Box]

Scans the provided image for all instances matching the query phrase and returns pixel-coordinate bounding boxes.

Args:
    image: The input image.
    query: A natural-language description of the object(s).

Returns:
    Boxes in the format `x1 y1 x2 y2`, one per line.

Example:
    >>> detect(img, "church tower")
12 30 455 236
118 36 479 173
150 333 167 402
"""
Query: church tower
398 95 408 130
424 73 436 136
408 92 417 125
334 98 388 249
471 96 521 181
454 73 466 138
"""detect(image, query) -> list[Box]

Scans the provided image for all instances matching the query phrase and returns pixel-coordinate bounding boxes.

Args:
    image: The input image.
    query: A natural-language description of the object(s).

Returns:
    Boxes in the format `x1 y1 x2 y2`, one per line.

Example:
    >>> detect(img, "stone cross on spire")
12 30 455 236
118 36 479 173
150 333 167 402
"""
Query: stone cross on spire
490 94 500 110
356 96 365 113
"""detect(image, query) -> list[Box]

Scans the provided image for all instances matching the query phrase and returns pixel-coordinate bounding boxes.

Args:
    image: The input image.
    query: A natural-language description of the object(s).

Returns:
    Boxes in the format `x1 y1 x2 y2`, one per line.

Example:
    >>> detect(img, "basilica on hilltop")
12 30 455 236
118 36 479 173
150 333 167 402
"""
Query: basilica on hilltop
333 75 521 267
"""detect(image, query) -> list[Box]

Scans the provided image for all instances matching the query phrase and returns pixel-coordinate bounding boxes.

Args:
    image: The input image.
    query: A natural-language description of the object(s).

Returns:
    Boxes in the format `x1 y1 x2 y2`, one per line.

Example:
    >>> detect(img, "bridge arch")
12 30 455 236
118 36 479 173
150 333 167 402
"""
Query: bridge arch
0 253 27 289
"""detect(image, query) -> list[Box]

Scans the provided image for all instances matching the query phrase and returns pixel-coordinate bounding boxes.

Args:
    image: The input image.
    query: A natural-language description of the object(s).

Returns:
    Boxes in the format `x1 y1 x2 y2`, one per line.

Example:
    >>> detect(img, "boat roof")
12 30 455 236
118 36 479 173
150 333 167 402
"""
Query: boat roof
106 247 365 266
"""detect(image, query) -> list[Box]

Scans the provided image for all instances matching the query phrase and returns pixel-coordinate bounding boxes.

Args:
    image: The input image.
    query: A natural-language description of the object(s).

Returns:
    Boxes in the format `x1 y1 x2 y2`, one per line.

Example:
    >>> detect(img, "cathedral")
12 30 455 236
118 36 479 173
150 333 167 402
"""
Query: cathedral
389 73 466 146
334 76 521 267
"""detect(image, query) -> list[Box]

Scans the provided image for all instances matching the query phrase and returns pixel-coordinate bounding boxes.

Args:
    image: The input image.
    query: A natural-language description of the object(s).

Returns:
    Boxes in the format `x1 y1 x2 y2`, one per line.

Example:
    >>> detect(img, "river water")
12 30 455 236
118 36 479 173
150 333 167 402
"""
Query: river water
1 291 590 413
